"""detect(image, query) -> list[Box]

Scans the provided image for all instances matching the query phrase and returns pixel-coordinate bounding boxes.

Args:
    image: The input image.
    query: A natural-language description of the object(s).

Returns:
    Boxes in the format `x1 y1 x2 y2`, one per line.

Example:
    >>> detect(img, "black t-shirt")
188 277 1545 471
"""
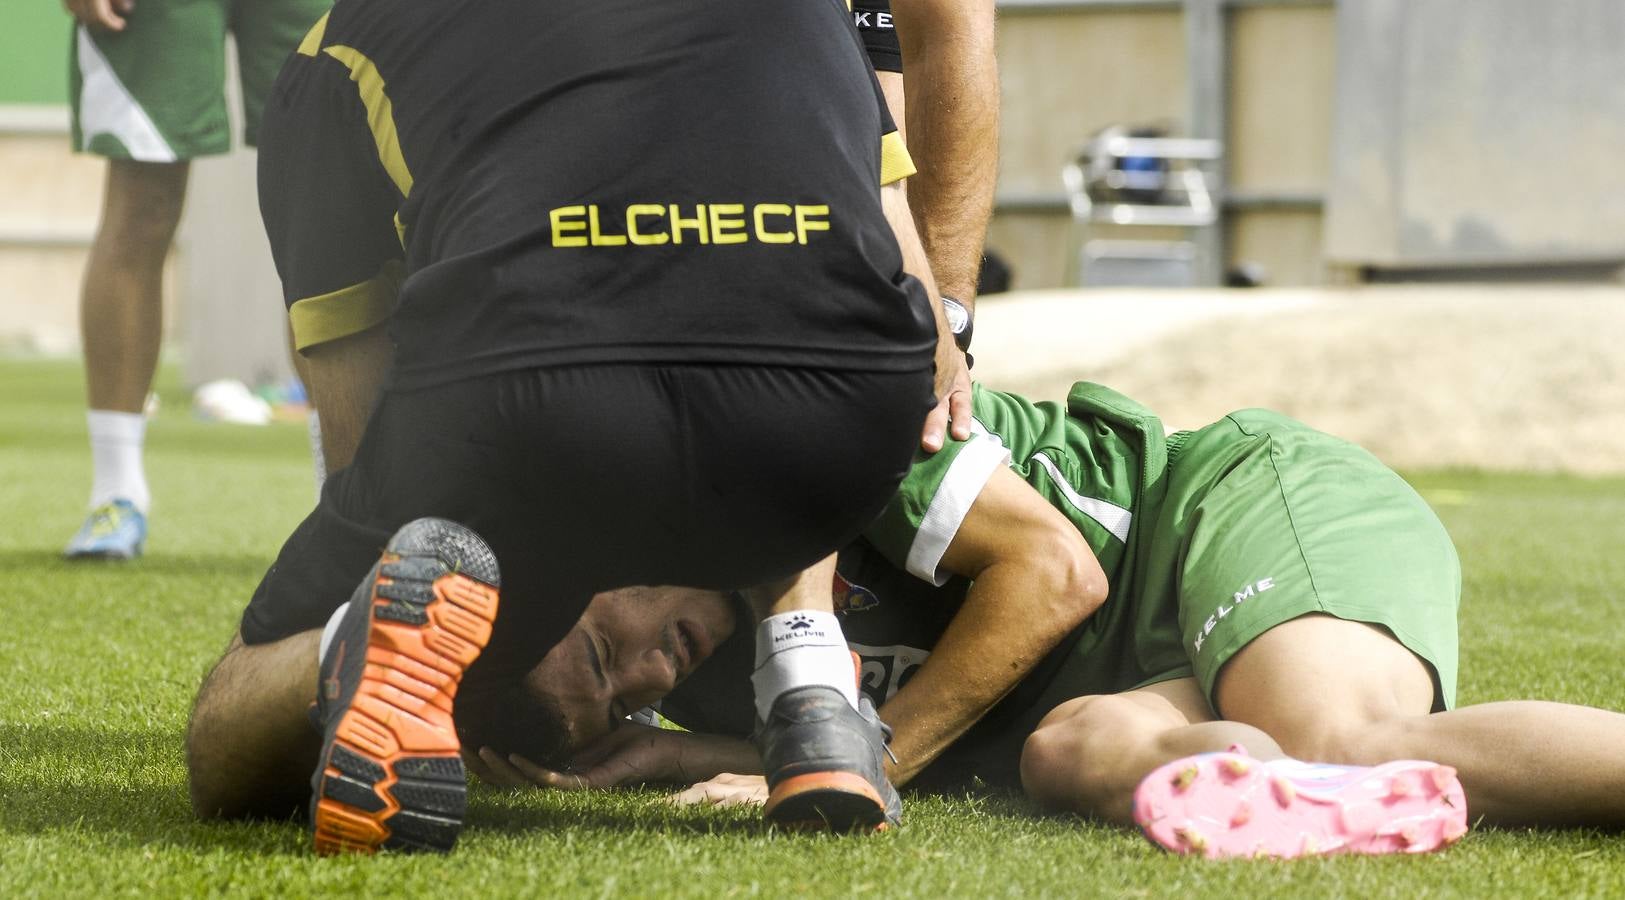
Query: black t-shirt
259 0 934 389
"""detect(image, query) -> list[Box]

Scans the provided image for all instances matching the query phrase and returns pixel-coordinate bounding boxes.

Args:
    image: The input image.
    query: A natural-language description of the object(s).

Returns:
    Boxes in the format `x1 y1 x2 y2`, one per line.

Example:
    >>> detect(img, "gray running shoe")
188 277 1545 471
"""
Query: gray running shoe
309 518 501 855
757 686 902 832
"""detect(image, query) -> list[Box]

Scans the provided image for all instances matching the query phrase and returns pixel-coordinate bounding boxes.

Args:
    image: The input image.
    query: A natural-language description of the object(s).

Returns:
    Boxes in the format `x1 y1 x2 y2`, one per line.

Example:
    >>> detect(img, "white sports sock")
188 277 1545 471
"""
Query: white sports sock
318 602 350 664
751 610 859 720
87 409 150 513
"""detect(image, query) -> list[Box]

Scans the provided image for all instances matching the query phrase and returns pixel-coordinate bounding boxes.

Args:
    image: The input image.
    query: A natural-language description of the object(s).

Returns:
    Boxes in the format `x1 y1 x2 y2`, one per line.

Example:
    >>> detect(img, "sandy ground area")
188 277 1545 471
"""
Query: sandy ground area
972 285 1625 474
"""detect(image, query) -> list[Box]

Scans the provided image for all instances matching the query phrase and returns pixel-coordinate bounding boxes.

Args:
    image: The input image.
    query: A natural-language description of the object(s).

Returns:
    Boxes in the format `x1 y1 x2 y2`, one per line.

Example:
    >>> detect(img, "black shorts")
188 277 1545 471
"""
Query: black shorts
240 362 934 687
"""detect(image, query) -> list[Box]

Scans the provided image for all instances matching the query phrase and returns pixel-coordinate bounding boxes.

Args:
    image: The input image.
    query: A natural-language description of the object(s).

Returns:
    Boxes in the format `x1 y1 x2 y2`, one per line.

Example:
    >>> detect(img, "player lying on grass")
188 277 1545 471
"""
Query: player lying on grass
187 0 979 853
463 380 1625 859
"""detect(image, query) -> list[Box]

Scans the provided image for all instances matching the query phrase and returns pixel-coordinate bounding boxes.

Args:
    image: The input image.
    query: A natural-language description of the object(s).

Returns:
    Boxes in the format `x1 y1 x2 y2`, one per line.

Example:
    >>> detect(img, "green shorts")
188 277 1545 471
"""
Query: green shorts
1131 409 1461 712
69 0 330 160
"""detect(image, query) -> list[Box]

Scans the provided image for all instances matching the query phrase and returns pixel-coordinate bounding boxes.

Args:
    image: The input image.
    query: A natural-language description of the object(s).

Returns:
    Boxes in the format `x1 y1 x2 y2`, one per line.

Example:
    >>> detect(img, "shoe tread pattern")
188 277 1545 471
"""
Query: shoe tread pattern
311 518 500 856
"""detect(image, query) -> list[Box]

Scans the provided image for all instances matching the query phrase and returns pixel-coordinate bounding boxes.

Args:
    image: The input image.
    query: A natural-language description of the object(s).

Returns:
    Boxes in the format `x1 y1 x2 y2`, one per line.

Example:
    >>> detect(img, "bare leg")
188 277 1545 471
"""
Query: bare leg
741 553 839 618
185 630 321 819
82 160 188 413
1020 678 1282 823
1217 614 1625 827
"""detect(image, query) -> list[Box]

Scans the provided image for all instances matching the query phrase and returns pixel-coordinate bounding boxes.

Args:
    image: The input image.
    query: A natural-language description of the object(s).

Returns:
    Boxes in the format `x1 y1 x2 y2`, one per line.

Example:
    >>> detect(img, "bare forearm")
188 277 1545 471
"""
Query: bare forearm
884 180 968 452
895 0 999 306
878 561 1097 785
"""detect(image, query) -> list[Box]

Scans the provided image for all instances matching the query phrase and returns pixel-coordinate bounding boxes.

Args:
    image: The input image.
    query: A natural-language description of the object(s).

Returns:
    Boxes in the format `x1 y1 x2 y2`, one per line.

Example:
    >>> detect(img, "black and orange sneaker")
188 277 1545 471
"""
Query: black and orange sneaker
309 518 501 855
757 687 902 833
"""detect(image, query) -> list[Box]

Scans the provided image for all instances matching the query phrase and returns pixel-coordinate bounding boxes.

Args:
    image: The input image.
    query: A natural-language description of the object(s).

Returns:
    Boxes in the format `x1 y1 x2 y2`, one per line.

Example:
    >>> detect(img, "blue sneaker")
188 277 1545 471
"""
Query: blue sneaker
64 499 147 560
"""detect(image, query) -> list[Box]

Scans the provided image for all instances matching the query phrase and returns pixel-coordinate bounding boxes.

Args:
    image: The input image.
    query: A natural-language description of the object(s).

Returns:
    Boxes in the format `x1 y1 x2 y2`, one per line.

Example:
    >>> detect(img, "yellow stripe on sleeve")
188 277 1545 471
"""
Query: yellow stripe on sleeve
289 260 404 351
880 130 917 185
296 12 329 57
322 45 414 198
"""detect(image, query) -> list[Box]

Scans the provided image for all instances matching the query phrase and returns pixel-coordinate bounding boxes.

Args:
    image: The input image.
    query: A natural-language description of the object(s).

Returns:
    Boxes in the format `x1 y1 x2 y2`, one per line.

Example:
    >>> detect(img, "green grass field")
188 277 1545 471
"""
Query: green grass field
3 357 1623 897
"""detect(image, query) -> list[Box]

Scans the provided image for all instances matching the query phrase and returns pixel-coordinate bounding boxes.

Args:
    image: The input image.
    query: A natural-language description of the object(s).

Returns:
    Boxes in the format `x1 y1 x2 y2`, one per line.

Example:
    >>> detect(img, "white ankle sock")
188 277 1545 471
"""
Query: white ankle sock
87 409 150 513
318 602 350 664
751 610 858 720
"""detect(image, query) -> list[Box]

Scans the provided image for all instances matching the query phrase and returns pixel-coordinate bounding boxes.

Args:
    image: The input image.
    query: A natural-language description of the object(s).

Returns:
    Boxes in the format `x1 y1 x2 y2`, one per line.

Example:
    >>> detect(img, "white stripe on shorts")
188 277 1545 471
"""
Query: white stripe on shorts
75 27 177 162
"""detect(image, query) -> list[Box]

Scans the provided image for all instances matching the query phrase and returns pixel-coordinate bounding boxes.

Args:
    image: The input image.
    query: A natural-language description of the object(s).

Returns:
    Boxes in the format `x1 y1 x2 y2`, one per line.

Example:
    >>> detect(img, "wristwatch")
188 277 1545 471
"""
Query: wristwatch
941 295 974 368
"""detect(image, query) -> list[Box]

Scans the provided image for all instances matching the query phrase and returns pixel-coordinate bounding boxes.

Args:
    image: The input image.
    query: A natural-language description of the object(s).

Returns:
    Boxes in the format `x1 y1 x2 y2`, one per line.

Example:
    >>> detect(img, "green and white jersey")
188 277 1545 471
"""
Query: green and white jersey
665 382 1460 792
864 381 1161 593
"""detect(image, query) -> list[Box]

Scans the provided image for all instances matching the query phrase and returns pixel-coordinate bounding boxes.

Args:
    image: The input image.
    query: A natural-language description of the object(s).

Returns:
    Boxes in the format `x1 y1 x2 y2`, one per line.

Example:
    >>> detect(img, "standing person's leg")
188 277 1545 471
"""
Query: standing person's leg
80 161 187 418
65 160 188 558
66 0 231 557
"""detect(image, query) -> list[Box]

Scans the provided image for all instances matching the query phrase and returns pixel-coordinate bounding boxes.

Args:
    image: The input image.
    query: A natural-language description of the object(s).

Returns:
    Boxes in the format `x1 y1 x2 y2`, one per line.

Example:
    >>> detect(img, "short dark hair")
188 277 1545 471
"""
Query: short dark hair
454 678 571 769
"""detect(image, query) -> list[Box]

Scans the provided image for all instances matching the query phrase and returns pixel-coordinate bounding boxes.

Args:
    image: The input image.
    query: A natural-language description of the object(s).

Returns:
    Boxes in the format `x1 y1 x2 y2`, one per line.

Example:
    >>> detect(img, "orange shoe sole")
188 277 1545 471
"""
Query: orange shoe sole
311 537 500 855
764 771 889 833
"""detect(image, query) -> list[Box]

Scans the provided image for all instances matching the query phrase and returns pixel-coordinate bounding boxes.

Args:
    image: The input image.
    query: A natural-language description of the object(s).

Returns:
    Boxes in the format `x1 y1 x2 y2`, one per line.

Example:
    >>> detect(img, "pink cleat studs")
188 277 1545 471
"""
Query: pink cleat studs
1173 765 1200 793
1271 775 1297 807
1133 752 1470 860
1174 826 1210 855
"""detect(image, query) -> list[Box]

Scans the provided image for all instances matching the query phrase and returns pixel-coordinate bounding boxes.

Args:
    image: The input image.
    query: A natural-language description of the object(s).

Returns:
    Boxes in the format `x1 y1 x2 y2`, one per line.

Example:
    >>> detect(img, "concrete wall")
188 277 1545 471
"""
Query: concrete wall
988 1 1337 290
1325 0 1625 269
0 44 290 385
176 41 295 389
0 123 183 354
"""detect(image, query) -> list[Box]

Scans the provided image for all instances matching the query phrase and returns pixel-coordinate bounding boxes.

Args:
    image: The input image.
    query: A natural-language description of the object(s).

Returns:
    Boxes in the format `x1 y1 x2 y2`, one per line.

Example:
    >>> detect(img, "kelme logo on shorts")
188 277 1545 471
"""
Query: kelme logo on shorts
1193 577 1276 654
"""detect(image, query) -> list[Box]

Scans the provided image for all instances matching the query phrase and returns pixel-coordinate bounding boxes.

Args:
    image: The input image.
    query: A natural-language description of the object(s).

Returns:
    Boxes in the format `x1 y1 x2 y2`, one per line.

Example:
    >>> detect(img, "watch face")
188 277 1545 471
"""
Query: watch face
942 297 970 334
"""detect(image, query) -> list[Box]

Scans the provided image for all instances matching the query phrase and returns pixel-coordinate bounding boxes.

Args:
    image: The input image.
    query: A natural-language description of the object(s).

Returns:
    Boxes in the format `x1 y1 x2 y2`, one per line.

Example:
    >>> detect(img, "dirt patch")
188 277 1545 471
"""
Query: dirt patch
973 286 1625 473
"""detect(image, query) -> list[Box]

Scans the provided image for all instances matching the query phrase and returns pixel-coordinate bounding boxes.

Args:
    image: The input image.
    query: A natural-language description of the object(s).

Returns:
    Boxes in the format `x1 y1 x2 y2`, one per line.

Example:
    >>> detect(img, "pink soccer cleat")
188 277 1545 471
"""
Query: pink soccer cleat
1132 747 1469 860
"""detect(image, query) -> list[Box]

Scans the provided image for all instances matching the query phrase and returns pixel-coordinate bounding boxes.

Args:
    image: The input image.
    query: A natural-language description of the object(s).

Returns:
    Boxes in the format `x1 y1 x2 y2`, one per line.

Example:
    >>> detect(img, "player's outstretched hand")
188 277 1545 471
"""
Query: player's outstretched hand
922 343 973 453
463 745 592 790
463 726 759 791
64 0 133 31
668 773 769 808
